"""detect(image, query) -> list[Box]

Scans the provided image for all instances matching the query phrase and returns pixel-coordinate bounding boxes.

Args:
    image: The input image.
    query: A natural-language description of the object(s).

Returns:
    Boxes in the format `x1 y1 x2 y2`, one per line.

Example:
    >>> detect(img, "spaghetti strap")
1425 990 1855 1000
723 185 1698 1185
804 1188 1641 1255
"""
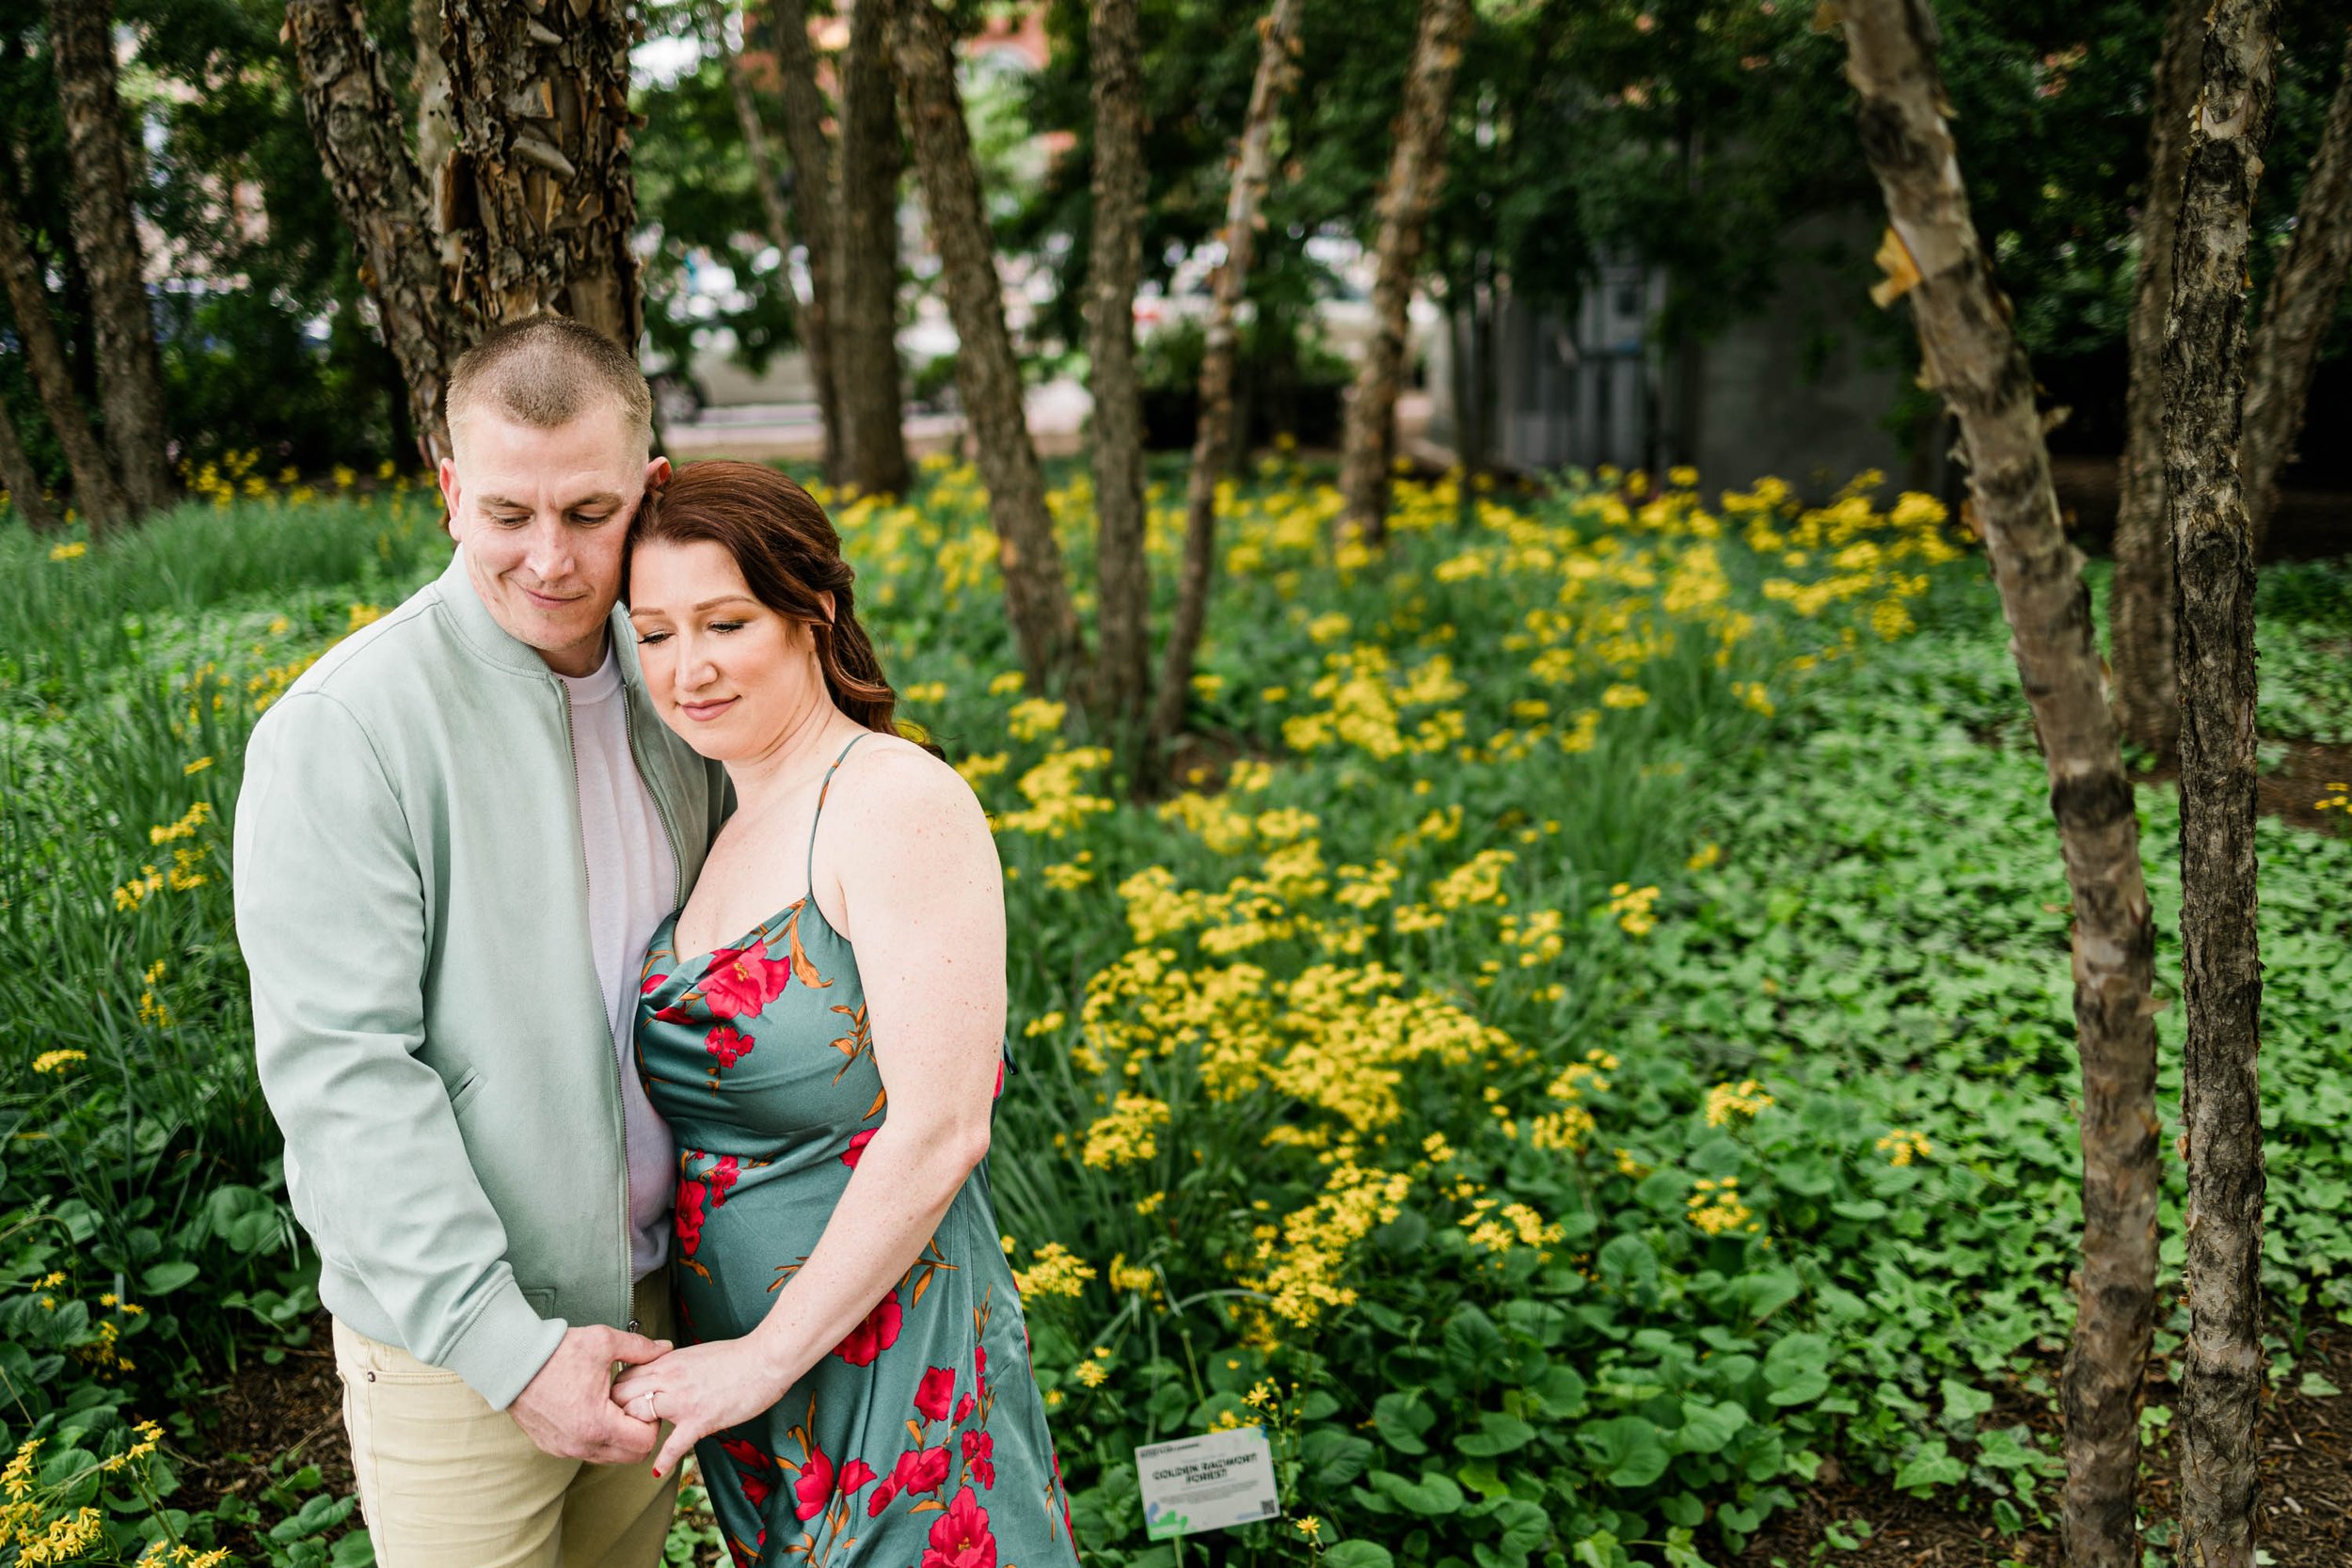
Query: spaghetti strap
806 731 872 887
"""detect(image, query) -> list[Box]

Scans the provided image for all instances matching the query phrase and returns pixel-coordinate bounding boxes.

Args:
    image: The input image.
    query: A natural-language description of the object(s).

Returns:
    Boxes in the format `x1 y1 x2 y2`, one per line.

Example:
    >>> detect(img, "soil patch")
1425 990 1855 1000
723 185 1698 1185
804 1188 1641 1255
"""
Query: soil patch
170 1316 352 1517
2048 454 2351 563
1735 1328 2352 1567
2130 736 2352 838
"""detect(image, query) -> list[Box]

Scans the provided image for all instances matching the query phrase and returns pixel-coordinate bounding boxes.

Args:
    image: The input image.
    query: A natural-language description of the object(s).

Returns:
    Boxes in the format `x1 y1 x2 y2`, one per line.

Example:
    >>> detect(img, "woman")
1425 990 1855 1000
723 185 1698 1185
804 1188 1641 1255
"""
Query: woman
612 461 1077 1568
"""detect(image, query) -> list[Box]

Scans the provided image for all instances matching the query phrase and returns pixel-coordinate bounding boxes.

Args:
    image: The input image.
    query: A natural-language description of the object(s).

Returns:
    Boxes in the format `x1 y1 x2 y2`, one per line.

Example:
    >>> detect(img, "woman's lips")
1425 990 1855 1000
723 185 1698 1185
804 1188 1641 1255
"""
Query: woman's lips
679 697 738 722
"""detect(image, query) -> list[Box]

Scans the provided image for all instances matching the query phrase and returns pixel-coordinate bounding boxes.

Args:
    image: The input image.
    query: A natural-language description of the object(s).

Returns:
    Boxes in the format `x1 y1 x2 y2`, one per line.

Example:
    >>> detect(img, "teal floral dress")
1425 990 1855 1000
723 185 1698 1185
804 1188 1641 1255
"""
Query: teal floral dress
635 734 1079 1568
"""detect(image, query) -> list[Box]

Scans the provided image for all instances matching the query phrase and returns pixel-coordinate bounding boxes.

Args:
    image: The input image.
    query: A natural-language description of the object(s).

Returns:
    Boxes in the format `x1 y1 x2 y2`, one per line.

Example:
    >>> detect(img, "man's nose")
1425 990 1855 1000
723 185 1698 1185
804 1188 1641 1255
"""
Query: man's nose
524 517 576 582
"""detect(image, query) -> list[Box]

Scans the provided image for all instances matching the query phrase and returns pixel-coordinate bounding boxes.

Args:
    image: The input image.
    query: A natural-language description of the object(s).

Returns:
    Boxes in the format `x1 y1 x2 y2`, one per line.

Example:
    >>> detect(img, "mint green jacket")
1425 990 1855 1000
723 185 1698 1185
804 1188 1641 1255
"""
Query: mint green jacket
232 550 728 1409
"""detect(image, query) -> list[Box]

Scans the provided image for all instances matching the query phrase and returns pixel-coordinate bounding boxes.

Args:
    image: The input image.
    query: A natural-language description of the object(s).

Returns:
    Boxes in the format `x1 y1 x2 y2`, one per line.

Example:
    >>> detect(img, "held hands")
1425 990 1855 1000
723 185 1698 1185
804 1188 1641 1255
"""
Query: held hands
611 1338 793 1479
511 1323 674 1465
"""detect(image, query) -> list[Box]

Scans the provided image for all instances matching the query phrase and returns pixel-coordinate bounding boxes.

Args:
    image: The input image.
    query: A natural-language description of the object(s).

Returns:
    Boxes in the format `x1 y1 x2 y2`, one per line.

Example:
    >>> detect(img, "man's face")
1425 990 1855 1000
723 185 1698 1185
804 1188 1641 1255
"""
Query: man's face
438 404 670 677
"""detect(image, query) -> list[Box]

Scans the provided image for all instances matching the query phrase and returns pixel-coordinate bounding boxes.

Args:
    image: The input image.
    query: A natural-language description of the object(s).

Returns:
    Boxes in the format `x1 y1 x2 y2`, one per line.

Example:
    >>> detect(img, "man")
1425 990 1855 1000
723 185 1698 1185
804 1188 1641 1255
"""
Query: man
234 317 728 1566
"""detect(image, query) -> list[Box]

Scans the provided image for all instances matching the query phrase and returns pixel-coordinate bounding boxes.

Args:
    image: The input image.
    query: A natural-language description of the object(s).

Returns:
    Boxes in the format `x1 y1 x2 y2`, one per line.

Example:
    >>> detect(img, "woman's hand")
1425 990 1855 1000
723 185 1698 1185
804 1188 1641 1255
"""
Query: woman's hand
611 1338 794 1479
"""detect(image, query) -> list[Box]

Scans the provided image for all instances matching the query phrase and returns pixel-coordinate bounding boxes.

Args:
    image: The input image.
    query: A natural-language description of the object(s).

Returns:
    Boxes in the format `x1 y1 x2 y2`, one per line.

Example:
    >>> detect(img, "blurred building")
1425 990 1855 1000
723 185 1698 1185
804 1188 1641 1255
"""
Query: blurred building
1426 212 1953 500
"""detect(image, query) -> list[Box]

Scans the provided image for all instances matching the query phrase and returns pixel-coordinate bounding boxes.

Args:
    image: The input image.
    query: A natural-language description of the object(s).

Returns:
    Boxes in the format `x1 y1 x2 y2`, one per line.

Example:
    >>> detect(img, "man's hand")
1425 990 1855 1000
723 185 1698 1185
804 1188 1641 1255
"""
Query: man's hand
610 1338 794 1479
510 1324 673 1464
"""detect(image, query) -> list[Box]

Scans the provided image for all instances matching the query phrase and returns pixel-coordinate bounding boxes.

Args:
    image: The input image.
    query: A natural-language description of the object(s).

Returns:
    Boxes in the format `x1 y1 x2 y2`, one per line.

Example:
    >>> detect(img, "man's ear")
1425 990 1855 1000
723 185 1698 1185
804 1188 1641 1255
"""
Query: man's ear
437 456 463 542
645 454 673 492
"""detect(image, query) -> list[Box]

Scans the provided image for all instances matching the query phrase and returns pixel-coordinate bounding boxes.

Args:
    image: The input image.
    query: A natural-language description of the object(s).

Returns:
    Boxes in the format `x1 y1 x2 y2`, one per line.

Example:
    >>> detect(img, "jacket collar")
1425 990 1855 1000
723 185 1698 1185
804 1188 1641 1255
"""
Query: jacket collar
434 546 640 689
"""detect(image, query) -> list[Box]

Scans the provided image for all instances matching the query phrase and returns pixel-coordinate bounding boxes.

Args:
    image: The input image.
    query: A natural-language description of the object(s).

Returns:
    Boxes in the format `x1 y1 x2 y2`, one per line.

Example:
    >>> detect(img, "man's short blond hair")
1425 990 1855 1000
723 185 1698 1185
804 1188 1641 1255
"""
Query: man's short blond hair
445 316 654 460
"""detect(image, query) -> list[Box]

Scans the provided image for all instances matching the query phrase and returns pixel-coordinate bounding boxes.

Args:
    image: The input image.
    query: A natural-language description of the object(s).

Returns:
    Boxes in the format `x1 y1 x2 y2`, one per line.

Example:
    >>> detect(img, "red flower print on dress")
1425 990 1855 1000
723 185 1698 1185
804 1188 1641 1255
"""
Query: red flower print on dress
709 1155 741 1206
921 1485 998 1568
720 1436 775 1511
832 1291 902 1366
651 1002 697 1025
705 1024 754 1069
842 1127 877 1167
675 1179 708 1257
838 1458 877 1495
961 1428 996 1489
642 973 668 994
793 1444 834 1520
867 1480 897 1517
700 940 793 1019
954 1392 976 1424
892 1443 951 1497
914 1365 956 1422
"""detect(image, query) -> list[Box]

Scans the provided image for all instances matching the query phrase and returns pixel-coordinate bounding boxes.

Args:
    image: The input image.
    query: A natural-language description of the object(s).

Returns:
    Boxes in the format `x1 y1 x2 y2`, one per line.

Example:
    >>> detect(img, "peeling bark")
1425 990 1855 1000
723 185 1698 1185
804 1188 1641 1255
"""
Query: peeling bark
0 396 59 533
2111 0 2207 759
770 0 845 482
1335 0 1470 545
285 0 478 468
1835 8 2162 1568
1149 0 1303 755
837 0 911 498
0 163 132 531
2243 24 2352 550
440 0 644 346
44 0 173 515
2166 5 2278 1566
1085 0 1150 737
888 0 1081 688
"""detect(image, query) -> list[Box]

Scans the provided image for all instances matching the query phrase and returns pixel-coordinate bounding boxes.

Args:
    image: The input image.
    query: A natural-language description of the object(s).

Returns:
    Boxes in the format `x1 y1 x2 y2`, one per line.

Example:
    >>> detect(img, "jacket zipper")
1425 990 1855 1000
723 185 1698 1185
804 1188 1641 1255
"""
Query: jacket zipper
558 680 635 1326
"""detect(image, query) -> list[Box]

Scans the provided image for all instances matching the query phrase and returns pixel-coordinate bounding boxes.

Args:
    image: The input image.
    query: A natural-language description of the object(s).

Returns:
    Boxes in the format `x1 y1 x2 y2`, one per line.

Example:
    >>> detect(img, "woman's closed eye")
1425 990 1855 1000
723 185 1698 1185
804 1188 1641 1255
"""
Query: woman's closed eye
634 621 746 646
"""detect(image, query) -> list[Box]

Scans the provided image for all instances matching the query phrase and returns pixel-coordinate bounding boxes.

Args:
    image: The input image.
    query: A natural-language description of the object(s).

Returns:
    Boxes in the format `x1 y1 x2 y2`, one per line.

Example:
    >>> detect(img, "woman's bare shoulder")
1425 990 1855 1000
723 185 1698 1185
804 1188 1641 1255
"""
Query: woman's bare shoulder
833 731 987 832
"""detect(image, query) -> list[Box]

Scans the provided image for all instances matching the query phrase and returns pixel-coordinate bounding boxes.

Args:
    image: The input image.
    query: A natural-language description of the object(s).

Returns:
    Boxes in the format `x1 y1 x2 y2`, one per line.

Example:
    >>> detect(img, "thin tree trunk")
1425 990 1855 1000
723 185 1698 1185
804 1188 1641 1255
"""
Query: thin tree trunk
1835 9 2162 1568
286 0 479 469
770 0 845 483
2111 0 2208 758
1086 0 1151 736
44 0 174 515
440 0 644 345
889 0 1082 689
1335 0 1471 546
0 163 132 531
837 0 911 498
2167 6 2278 1565
0 397 59 533
2244 24 2352 551
1149 0 1304 756
702 0 802 303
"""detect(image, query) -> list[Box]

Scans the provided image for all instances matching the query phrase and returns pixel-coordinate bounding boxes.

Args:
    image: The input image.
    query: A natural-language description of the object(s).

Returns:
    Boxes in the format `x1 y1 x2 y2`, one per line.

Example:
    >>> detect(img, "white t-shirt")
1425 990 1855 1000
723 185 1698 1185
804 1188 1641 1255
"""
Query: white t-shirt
558 647 679 1281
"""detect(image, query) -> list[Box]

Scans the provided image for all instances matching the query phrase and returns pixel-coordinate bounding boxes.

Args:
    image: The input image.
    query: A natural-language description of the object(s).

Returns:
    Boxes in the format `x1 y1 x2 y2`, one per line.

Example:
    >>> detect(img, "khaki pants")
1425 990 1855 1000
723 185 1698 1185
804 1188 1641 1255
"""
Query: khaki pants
333 1276 679 1568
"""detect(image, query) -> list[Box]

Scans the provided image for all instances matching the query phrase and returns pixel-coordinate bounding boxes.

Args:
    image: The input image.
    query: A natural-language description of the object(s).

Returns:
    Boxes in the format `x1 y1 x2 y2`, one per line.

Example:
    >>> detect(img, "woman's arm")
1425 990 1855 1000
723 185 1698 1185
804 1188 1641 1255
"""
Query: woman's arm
612 742 1007 1477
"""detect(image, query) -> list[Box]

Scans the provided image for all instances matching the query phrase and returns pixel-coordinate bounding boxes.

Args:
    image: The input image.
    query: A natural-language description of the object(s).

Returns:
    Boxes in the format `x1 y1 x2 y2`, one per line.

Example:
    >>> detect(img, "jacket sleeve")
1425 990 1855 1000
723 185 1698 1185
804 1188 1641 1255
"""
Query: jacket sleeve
233 690 565 1410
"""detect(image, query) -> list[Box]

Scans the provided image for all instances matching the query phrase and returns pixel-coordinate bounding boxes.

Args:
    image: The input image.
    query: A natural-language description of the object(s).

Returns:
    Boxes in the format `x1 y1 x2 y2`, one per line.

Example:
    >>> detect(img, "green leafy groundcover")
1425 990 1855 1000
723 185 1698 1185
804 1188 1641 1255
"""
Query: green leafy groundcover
0 471 2344 1566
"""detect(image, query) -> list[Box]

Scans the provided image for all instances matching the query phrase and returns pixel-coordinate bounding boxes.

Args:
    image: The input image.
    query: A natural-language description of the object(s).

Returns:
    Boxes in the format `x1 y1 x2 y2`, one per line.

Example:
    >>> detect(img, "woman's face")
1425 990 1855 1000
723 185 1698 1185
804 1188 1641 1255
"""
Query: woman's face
627 536 826 762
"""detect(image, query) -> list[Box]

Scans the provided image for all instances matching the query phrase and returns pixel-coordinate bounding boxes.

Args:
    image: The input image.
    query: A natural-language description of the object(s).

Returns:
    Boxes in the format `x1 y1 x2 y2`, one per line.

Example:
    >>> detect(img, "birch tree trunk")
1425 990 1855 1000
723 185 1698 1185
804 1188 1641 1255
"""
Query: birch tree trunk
837 0 912 498
1334 0 1470 546
0 398 59 533
888 0 1082 688
1835 8 2162 1568
2243 24 2352 551
44 0 174 515
286 0 479 468
770 0 845 482
0 167 133 531
1085 0 1151 736
440 0 644 346
2110 0 2207 759
2166 5 2278 1564
1149 0 1303 754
